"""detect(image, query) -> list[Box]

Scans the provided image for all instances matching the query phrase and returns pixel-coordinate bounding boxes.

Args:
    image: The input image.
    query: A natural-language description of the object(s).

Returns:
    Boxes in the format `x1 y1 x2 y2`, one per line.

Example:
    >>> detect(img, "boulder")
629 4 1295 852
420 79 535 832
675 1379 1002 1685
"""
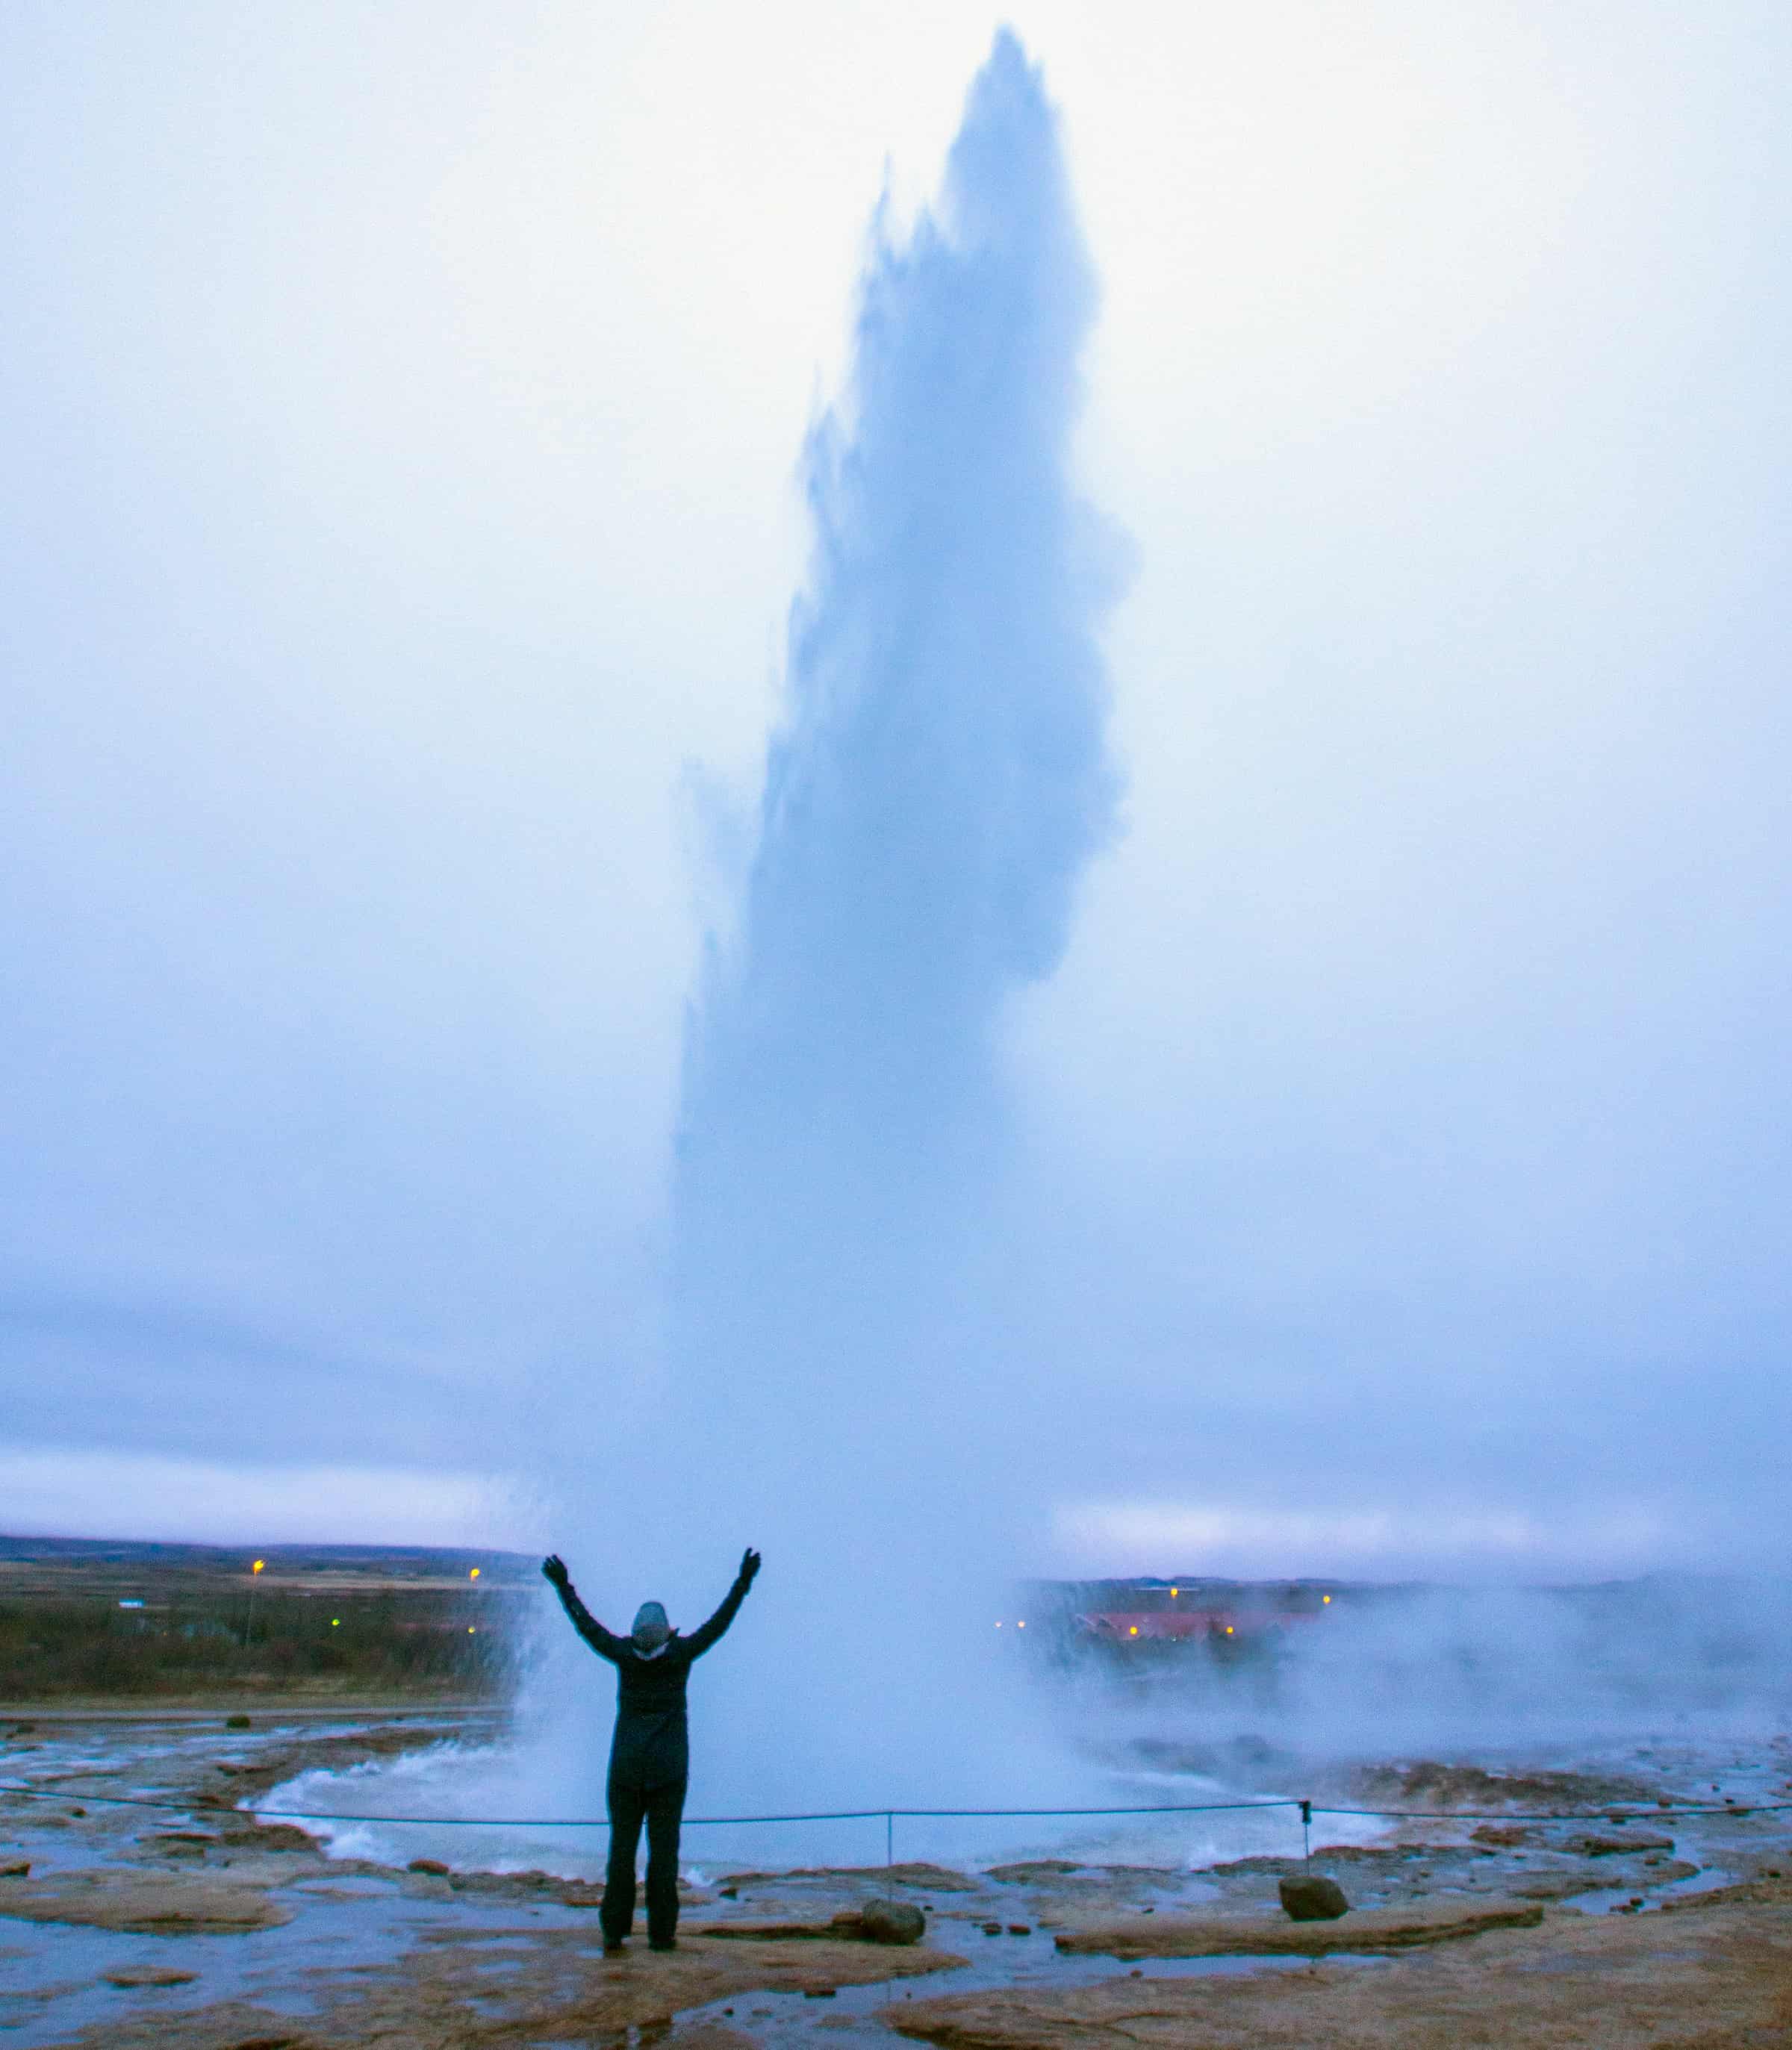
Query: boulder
1278 1874 1350 1921
859 1899 927 1945
103 1964 198 1988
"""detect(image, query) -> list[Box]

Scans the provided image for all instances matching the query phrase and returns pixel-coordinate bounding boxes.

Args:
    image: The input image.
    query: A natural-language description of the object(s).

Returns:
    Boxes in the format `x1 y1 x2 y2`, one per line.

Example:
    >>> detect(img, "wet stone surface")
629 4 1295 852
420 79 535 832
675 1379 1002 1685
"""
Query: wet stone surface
0 1713 1788 2046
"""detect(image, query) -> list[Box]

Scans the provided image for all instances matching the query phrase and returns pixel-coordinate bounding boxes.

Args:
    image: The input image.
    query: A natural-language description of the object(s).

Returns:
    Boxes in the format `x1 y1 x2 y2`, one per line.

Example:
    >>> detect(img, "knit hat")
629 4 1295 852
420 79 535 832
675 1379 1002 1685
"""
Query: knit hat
631 1601 671 1651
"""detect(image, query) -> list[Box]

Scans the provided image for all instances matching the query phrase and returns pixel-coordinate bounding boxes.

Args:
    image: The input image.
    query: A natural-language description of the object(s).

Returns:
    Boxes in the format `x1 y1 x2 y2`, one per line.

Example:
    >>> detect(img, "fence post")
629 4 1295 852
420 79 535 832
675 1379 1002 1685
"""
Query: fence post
1299 1800 1311 1863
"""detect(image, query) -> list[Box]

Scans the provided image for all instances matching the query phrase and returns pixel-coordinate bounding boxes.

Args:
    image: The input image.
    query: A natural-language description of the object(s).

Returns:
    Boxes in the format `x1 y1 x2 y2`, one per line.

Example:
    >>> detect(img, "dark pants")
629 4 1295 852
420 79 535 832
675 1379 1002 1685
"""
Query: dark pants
602 1777 685 1945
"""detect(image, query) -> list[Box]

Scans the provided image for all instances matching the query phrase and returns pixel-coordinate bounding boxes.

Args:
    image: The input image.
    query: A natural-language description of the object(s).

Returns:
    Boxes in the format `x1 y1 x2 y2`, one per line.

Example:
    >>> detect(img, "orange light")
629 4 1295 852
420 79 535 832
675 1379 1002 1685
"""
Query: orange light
469 1567 481 1580
467 1626 476 1634
331 1618 340 1627
1129 1626 1139 1636
1225 1625 1234 1635
1322 1595 1331 1605
1169 1587 1178 1598
252 1560 264 1574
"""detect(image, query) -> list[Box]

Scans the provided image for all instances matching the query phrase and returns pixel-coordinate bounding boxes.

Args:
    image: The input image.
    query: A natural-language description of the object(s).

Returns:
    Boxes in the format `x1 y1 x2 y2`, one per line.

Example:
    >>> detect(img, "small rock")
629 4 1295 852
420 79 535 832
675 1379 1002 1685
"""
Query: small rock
225 1716 252 1730
407 1858 451 1876
1278 1874 1350 1922
981 1920 1004 1936
1007 1923 1031 1936
0 1860 29 1877
859 1899 926 1945
103 1965 198 1988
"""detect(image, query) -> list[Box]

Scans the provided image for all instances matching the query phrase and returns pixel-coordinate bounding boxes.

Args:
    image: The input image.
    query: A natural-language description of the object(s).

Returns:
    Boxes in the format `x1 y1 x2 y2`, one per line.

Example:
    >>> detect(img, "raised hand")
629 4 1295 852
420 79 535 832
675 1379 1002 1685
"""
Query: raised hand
739 1548 762 1583
541 1554 571 1590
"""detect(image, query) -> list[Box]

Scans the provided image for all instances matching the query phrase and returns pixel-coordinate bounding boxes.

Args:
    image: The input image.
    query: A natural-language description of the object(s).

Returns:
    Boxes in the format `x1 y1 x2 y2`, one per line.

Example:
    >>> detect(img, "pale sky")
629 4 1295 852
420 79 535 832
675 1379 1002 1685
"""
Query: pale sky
4 1 1789 1577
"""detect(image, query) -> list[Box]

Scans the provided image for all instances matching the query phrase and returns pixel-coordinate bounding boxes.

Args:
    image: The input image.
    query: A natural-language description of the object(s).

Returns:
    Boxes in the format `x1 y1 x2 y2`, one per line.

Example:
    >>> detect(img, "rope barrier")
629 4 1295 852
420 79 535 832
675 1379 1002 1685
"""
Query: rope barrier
2 1781 1786 1828
1304 1802 1789 1822
0 1786 1295 1826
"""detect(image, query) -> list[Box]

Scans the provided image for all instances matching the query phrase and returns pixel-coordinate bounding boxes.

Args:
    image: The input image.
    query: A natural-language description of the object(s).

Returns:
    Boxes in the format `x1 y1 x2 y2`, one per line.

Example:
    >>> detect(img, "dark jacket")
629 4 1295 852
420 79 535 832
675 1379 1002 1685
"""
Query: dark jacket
555 1571 752 1790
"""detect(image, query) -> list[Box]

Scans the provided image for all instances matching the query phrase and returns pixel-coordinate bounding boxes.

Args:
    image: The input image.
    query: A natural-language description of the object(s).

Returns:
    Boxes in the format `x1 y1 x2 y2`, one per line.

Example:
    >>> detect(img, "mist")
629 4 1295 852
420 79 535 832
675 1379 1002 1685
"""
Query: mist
1049 1580 1792 1780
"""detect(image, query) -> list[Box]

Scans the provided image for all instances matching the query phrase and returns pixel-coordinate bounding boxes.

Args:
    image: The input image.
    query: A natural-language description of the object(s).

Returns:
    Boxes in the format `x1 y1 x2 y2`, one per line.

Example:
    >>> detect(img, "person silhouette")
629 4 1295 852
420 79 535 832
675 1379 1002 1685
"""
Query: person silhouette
542 1547 761 1952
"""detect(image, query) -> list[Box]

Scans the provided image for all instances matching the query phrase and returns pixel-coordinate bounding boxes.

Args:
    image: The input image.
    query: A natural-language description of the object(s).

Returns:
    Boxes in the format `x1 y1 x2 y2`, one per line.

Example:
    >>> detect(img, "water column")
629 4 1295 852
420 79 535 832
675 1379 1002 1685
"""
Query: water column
663 30 1126 1822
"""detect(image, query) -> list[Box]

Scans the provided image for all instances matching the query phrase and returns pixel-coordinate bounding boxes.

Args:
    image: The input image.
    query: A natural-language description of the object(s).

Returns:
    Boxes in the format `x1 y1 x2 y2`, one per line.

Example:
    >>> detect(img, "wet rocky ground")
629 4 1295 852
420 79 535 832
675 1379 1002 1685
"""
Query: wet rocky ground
1 1709 1789 2046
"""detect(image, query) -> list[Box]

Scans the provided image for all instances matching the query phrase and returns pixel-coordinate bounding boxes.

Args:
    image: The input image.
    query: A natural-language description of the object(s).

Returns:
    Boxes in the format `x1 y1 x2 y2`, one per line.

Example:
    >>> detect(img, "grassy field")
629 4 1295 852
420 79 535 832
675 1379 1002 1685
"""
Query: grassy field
0 1533 535 1701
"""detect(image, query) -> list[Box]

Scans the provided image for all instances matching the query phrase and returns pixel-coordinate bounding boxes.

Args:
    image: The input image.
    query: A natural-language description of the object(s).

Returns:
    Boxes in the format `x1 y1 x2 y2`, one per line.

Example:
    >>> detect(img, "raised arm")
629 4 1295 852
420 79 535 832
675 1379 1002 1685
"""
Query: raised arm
683 1548 761 1658
541 1555 626 1663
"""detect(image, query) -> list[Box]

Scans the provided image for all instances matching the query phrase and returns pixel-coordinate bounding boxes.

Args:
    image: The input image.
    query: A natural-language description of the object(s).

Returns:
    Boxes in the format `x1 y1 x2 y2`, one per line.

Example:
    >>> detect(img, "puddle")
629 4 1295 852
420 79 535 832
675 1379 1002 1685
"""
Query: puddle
2 1710 1787 2048
0 1869 615 2048
1567 1866 1732 1916
673 1937 1386 2049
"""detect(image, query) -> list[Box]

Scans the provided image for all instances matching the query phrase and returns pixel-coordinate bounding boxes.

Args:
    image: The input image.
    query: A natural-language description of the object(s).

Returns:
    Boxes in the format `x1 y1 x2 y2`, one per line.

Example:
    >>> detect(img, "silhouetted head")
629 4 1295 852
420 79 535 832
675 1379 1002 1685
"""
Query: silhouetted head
631 1601 671 1652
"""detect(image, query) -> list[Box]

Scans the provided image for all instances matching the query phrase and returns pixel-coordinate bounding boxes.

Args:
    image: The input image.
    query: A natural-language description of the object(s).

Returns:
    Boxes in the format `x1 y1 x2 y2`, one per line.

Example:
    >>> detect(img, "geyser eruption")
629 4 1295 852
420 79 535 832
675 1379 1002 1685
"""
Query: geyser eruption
257 38 1792 1878
279 34 1127 1865
656 29 1123 1812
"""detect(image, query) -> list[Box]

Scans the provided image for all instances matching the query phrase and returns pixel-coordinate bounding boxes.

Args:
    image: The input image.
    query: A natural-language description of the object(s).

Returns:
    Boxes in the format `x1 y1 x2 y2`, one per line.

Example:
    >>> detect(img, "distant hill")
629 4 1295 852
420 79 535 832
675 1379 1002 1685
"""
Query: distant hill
0 1533 539 1591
